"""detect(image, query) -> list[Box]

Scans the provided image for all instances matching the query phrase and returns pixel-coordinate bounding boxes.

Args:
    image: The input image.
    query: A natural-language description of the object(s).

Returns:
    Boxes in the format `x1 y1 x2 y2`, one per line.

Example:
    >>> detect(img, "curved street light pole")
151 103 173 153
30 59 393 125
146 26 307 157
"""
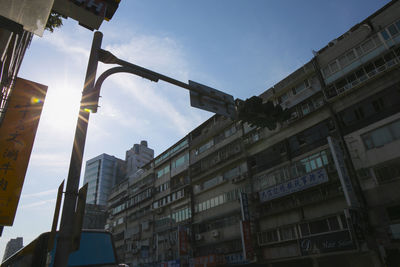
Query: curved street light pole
53 31 236 267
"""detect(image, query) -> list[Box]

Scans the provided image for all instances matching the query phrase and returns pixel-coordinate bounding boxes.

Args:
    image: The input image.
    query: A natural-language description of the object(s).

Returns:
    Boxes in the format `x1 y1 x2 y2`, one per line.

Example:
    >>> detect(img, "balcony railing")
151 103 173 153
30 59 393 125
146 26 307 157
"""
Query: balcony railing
325 50 400 100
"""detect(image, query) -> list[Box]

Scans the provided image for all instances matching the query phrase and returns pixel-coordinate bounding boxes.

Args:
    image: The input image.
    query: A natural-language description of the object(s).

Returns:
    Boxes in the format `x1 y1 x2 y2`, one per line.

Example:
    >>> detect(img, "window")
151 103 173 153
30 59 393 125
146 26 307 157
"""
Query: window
278 93 289 103
354 107 364 120
362 120 400 149
329 61 339 73
381 29 390 40
156 165 170 178
374 160 400 183
292 81 307 95
355 68 367 80
384 51 396 65
361 39 375 53
328 216 340 231
387 205 400 221
280 226 296 241
258 230 279 244
196 139 214 154
372 98 384 112
338 54 348 67
323 66 331 77
346 50 356 61
388 24 399 36
172 153 188 169
390 224 400 239
372 34 382 46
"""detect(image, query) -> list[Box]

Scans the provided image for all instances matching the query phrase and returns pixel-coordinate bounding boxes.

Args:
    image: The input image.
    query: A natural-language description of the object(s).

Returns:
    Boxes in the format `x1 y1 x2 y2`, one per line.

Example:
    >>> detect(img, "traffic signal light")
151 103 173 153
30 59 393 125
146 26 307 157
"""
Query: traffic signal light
236 96 289 130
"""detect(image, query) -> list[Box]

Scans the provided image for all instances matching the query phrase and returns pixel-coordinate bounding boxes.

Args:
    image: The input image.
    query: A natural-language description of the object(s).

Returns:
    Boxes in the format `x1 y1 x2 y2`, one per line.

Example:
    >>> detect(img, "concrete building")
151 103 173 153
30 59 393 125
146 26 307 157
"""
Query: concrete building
105 1 400 266
126 141 155 178
2 237 23 262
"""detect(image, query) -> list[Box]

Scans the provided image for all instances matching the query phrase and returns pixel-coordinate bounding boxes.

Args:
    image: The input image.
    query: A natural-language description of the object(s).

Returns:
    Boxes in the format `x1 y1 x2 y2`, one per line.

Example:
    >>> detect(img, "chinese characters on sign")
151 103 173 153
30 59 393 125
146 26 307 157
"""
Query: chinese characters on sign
327 136 359 207
259 168 329 203
0 78 47 226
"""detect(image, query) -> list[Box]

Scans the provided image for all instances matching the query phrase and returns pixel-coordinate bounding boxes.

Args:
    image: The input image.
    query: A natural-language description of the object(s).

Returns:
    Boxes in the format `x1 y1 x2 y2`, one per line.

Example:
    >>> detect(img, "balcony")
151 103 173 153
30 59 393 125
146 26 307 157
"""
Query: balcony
325 49 400 100
259 180 342 217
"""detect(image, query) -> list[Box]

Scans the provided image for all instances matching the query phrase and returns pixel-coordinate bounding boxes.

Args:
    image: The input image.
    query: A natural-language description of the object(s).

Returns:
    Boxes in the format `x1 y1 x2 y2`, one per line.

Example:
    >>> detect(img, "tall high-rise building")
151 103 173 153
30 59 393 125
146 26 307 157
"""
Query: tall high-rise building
83 142 153 229
2 237 23 262
83 153 126 206
125 140 154 178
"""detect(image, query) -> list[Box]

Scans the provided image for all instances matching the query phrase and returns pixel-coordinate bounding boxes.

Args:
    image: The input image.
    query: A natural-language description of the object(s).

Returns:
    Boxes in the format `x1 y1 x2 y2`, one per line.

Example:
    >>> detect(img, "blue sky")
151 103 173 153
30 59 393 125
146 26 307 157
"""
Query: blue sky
0 0 390 259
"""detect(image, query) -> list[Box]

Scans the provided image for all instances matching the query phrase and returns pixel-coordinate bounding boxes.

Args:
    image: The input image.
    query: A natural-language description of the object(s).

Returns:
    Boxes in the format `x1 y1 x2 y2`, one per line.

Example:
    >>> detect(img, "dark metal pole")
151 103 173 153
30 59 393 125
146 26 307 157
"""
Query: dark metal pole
53 31 103 267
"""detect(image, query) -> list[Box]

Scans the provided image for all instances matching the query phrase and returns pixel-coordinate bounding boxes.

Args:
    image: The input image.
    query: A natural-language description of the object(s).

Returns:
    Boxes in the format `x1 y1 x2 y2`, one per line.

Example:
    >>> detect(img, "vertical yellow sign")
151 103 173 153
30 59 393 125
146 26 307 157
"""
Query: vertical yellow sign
0 77 47 226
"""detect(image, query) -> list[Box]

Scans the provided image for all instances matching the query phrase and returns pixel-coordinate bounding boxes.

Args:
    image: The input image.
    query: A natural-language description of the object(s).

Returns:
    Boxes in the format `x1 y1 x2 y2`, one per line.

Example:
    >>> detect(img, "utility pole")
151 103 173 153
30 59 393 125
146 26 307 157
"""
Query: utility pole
53 32 103 267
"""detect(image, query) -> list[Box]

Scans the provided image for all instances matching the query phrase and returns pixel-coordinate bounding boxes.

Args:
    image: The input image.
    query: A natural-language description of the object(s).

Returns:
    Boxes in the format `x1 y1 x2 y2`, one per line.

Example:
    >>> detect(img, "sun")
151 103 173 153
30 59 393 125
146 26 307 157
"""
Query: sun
40 84 82 134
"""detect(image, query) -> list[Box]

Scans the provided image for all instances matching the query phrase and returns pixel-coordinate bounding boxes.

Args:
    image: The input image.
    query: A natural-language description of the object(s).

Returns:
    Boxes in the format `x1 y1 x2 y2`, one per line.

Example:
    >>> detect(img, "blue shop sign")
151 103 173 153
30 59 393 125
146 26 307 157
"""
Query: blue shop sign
225 253 249 265
259 168 328 203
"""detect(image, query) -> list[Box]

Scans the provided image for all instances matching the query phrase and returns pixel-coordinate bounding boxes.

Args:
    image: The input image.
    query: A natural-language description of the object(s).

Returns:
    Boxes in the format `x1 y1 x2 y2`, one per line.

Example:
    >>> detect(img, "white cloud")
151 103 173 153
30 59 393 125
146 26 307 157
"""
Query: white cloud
23 189 58 198
29 152 70 172
20 199 56 209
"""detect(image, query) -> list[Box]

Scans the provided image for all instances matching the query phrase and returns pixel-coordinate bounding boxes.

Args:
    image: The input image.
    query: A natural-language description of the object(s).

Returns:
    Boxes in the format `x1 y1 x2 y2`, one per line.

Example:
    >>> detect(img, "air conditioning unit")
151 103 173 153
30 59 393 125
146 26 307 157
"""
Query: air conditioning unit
195 234 203 241
211 230 220 238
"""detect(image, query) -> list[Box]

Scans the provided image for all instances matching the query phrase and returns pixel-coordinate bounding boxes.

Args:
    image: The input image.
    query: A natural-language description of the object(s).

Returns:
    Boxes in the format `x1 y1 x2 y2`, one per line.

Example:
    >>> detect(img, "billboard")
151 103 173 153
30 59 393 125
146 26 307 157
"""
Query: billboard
0 78 47 225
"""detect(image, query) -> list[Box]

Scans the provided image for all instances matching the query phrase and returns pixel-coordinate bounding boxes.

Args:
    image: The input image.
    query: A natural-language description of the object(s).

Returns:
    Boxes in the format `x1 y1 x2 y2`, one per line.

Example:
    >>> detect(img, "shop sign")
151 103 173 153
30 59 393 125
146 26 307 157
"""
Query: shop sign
300 230 355 255
259 168 328 203
190 254 225 267
327 136 359 207
240 221 254 261
160 259 180 267
0 78 47 226
225 252 249 265
178 225 189 256
239 192 250 221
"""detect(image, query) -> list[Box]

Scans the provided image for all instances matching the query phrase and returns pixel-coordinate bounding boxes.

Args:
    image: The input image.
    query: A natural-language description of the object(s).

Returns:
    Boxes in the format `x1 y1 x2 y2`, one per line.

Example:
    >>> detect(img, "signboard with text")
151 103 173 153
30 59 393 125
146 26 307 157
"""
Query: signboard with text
259 168 328 203
299 230 355 255
0 78 47 225
190 254 225 267
239 192 250 221
189 80 236 120
178 225 189 256
327 136 359 207
240 221 254 261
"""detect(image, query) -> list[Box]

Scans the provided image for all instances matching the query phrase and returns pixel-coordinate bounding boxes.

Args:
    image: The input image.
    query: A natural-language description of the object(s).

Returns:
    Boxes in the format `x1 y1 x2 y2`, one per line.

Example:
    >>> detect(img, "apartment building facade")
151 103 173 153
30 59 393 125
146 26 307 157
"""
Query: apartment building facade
106 1 400 266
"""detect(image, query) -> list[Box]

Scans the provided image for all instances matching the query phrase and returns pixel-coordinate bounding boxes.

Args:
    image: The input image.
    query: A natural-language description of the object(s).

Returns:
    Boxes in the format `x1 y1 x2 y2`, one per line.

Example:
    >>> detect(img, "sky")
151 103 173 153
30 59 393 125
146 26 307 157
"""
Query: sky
0 0 391 259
